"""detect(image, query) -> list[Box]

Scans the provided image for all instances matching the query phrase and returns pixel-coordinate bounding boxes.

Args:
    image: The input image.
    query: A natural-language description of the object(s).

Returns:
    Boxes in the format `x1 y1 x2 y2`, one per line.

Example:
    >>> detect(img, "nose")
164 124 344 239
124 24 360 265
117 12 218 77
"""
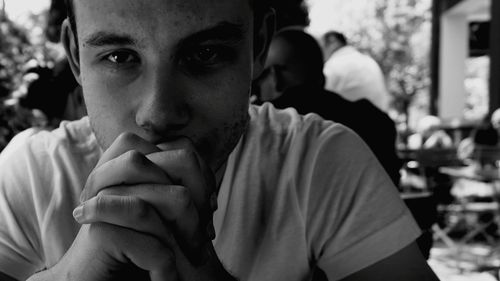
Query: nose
135 68 190 140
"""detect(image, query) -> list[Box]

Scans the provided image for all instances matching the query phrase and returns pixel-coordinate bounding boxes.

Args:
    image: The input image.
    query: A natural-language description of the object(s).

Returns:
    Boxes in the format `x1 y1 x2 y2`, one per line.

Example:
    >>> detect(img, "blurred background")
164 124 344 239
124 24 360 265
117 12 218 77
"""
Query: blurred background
1 0 500 280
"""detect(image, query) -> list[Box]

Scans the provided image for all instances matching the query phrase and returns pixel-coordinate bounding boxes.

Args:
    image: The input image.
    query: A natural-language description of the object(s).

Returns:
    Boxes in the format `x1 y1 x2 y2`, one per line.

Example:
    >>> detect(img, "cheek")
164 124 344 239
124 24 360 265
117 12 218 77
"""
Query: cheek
192 71 251 168
81 69 133 148
205 72 250 120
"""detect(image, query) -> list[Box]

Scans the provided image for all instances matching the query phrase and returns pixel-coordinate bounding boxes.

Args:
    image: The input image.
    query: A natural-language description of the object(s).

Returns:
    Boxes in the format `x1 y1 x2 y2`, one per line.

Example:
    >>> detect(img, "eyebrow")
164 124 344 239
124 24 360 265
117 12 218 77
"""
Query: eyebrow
175 21 247 55
82 21 246 49
83 32 139 48
180 21 246 45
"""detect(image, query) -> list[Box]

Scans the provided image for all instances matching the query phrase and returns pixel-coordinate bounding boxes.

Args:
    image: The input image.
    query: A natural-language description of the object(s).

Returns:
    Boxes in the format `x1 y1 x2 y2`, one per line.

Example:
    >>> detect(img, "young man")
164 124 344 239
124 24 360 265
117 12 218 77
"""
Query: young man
0 0 439 280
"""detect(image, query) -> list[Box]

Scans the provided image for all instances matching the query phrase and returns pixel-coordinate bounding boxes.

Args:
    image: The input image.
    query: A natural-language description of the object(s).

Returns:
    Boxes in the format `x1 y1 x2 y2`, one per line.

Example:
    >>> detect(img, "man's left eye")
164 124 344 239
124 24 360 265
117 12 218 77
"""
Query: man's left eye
186 46 220 65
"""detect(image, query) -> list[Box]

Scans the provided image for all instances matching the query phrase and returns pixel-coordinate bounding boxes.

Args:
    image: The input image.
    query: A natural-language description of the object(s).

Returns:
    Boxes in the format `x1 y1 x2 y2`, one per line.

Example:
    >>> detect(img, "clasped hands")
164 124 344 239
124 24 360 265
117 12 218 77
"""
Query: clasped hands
52 133 225 281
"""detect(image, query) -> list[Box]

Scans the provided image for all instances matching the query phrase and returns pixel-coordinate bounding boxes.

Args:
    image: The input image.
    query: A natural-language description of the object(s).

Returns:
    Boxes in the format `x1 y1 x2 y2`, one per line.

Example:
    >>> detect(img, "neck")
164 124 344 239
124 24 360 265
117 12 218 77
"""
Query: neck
332 44 345 54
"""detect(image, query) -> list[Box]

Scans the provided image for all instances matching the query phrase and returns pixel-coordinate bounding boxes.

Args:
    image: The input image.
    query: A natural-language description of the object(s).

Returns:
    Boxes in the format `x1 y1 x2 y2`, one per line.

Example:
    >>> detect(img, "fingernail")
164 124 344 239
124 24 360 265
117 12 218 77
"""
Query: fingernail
73 205 83 221
210 193 218 211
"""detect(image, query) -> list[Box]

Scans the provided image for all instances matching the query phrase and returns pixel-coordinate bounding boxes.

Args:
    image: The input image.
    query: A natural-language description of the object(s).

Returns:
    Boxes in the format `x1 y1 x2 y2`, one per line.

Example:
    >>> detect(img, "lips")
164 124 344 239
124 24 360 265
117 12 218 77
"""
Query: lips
154 136 191 149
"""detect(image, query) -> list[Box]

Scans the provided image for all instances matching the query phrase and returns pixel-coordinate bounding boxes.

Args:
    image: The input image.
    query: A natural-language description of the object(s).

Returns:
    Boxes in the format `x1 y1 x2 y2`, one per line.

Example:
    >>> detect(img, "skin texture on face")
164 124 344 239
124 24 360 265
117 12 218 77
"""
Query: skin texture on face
66 0 265 173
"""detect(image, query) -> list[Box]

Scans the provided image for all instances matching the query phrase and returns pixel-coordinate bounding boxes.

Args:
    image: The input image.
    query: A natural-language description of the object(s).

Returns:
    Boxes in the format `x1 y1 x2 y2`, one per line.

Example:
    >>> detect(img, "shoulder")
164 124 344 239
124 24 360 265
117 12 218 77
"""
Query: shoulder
245 103 386 191
0 117 99 161
247 103 356 153
0 117 100 199
0 118 100 279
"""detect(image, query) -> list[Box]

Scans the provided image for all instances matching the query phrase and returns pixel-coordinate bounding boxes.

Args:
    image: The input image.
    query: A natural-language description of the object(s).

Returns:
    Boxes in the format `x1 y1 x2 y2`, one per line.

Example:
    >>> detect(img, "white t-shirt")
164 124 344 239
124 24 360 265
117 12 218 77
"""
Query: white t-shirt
0 104 420 281
323 46 390 112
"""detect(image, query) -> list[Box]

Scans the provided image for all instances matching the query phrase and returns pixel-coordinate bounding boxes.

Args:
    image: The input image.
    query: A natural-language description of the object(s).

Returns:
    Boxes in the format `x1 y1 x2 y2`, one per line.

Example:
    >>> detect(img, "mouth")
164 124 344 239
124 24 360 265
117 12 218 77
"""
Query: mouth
154 136 194 151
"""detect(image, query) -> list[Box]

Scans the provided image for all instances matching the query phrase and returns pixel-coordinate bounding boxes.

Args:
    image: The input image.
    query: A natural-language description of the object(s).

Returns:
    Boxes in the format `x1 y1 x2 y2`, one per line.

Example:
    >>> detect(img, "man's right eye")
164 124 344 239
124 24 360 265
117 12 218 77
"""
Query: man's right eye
102 50 139 65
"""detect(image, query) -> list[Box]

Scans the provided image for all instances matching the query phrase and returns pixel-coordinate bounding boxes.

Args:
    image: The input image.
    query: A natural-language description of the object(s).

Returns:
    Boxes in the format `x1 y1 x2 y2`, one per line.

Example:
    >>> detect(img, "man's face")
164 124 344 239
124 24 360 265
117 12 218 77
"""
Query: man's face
66 0 268 172
255 37 306 101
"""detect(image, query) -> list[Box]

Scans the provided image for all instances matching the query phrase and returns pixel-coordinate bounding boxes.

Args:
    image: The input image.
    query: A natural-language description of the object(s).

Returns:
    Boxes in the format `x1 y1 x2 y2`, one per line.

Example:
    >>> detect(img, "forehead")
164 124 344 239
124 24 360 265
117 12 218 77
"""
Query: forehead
74 0 253 43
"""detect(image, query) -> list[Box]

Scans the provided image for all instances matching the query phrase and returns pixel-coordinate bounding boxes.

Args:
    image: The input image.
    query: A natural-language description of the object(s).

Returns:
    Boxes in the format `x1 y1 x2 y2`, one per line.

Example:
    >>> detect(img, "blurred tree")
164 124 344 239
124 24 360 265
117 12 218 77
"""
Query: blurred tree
0 6 58 151
348 0 432 132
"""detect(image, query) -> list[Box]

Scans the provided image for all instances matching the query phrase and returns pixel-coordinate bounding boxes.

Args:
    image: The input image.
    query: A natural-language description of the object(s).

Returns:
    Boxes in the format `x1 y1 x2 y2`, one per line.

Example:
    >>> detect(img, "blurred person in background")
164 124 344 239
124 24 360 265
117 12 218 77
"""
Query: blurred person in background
457 111 500 171
491 108 500 132
322 31 390 112
17 0 86 128
254 27 402 186
18 60 86 127
407 115 453 150
0 0 85 152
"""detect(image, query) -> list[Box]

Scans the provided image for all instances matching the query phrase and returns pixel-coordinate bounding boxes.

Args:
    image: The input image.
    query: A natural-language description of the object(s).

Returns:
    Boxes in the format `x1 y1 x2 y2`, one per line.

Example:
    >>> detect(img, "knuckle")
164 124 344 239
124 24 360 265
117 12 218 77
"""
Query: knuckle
176 148 198 165
172 186 192 210
116 132 140 146
124 149 146 166
129 197 150 219
94 195 108 215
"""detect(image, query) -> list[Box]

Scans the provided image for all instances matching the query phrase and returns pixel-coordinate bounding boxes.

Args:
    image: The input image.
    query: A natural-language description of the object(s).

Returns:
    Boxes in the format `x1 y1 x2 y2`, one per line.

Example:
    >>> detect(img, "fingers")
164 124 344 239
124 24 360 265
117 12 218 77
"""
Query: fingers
86 223 179 281
76 186 212 266
82 132 166 202
157 138 216 192
82 134 217 266
82 150 171 202
73 194 174 245
149 138 217 225
96 132 161 167
147 149 214 217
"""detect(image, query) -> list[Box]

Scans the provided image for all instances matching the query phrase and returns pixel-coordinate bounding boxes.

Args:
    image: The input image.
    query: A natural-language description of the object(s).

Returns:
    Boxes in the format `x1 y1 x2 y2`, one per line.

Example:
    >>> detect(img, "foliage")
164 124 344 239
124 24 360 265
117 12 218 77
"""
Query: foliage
0 8 59 151
347 0 432 126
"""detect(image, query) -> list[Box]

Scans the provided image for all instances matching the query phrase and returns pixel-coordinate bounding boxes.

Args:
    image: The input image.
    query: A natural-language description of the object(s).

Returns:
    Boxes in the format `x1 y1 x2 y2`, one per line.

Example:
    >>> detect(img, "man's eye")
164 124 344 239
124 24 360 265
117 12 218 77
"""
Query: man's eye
104 51 138 64
186 46 220 65
182 45 236 69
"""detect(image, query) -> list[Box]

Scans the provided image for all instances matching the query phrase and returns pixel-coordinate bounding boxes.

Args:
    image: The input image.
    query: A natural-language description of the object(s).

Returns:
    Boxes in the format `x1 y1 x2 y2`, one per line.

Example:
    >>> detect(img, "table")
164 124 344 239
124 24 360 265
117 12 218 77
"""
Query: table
437 165 500 277
440 166 500 184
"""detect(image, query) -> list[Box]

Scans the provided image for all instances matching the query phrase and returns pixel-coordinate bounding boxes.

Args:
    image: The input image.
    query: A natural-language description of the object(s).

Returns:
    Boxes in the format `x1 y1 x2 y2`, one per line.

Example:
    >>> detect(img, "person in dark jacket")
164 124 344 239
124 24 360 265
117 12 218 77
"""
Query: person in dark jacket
254 27 402 186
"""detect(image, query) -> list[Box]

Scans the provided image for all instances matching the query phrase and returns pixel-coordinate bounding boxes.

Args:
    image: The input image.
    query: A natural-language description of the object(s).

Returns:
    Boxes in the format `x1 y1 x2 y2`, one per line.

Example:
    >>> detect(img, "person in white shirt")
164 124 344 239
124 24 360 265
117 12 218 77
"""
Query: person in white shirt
322 31 391 112
0 1 439 280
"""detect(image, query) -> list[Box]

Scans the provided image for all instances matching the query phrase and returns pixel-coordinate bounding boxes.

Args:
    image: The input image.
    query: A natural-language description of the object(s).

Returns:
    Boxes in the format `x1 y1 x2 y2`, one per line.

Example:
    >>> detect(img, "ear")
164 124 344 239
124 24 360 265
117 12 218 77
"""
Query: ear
61 19 82 85
252 8 276 80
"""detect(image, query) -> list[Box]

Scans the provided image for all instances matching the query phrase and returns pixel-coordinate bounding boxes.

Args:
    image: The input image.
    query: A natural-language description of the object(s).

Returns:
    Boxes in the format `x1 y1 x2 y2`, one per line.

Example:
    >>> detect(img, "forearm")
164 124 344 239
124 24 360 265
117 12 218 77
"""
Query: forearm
26 264 238 281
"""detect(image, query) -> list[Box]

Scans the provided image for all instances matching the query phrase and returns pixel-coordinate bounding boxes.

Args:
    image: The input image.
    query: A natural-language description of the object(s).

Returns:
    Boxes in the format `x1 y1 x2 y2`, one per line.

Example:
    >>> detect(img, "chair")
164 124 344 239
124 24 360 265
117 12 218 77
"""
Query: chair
433 145 500 275
398 148 460 258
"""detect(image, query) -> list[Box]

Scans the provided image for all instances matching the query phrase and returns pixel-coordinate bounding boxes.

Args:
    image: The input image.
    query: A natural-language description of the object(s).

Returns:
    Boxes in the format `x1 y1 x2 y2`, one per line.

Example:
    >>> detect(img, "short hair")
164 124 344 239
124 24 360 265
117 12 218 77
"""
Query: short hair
64 0 75 36
64 0 271 38
273 27 325 86
323 30 347 46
